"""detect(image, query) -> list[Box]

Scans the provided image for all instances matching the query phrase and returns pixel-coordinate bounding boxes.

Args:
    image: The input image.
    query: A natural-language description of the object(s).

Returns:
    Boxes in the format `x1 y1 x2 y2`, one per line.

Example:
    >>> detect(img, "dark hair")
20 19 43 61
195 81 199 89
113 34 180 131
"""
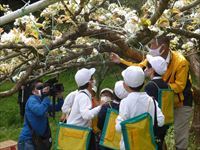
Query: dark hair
147 61 152 69
147 61 162 77
128 83 144 92
30 80 43 91
156 35 170 46
78 82 89 90
113 93 121 102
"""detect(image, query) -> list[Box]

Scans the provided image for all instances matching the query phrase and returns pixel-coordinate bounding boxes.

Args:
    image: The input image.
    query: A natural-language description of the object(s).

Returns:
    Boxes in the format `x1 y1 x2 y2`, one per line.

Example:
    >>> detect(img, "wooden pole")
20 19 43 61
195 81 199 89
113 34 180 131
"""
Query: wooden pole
0 0 62 26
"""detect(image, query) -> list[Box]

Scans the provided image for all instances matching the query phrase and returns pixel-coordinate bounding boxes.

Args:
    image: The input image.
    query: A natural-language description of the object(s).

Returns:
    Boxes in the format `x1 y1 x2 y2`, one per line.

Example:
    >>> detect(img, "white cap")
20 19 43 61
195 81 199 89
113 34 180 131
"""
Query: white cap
122 66 144 88
114 80 129 99
146 54 167 75
75 68 96 87
100 88 113 95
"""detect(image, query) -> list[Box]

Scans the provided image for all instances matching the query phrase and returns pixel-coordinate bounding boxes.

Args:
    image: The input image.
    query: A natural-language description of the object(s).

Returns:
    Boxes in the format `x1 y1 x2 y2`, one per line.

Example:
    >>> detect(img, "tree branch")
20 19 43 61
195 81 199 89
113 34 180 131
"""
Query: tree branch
180 0 200 12
83 28 144 62
61 0 74 17
166 28 200 40
150 0 171 25
0 61 38 98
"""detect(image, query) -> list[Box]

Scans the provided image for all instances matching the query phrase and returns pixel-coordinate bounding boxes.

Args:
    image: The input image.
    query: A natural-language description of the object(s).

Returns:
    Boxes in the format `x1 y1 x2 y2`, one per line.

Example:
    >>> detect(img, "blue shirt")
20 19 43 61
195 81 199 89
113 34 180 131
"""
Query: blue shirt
19 95 51 142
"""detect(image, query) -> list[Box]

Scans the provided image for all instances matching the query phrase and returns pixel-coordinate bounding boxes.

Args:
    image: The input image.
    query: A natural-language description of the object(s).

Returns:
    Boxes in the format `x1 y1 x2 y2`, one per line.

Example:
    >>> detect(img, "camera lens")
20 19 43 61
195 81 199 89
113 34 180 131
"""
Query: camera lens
36 85 44 90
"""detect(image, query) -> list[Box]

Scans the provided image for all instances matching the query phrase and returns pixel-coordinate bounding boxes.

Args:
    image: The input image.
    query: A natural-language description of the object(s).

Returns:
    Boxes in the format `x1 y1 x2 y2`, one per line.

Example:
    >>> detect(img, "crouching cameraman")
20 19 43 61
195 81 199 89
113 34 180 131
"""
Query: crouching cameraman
18 80 52 150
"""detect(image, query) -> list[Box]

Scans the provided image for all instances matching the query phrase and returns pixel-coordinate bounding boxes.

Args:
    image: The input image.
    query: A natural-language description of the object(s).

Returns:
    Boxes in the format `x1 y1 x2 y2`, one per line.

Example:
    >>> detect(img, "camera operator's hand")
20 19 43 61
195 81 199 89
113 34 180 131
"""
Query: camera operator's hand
56 92 63 99
41 86 50 97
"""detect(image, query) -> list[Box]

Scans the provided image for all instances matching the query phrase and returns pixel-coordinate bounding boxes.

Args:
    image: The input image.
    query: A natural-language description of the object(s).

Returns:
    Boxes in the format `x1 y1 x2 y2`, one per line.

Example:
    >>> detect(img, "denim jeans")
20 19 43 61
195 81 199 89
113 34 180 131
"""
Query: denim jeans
18 140 35 150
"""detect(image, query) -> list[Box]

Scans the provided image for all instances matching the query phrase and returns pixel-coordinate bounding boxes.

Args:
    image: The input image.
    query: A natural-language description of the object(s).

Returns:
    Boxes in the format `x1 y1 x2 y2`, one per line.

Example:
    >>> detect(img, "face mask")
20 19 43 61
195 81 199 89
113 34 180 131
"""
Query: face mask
146 45 164 56
35 89 42 97
120 90 129 99
92 79 96 88
145 67 154 77
101 96 111 102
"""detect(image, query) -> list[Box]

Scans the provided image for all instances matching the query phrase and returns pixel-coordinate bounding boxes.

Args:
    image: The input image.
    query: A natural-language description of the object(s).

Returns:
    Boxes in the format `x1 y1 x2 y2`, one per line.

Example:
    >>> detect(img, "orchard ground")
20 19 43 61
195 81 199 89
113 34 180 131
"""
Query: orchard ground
0 67 197 149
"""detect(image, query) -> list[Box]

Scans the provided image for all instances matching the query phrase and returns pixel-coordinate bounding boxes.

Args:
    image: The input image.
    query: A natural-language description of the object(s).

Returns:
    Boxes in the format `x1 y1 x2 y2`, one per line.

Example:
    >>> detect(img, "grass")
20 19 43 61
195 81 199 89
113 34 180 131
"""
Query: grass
0 67 197 149
0 67 121 142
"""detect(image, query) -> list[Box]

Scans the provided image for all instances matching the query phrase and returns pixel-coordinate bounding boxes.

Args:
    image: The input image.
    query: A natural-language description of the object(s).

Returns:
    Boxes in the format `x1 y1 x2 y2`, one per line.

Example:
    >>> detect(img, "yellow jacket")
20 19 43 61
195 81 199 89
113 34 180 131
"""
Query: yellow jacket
120 51 191 107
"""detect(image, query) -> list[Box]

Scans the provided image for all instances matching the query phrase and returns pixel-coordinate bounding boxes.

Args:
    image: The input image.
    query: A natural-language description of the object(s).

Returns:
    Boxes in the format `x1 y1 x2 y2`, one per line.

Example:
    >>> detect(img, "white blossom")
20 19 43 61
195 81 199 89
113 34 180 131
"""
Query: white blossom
108 3 119 12
98 15 107 22
113 8 127 16
11 71 26 82
77 57 86 63
14 14 36 26
87 21 101 30
105 13 112 18
91 48 98 57
1 32 15 43
174 1 185 8
171 36 180 45
148 25 164 35
124 21 141 34
125 10 138 22
182 41 194 50
194 29 200 34
49 65 55 70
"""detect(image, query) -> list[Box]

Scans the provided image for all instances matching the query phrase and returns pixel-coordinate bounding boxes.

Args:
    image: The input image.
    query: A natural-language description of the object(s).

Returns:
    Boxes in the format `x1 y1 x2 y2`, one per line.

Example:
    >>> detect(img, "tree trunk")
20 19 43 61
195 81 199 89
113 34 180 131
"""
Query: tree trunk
191 86 200 146
187 52 200 146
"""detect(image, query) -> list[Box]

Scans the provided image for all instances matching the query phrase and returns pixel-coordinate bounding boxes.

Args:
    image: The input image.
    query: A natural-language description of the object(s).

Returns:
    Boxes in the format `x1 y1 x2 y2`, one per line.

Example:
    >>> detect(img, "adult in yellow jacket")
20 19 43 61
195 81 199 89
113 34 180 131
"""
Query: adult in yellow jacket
110 35 193 150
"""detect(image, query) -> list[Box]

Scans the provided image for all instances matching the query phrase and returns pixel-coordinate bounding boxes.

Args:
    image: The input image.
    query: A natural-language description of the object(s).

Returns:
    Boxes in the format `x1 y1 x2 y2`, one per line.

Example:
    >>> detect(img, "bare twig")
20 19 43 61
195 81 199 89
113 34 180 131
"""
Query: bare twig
166 28 200 40
180 0 200 12
61 0 74 17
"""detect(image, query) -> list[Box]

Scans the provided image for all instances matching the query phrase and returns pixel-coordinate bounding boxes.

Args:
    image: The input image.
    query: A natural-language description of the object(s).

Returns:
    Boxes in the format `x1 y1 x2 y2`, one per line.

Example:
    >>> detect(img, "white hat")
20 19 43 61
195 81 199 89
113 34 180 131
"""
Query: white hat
75 68 96 87
146 54 167 75
114 80 129 99
122 66 144 88
100 88 113 95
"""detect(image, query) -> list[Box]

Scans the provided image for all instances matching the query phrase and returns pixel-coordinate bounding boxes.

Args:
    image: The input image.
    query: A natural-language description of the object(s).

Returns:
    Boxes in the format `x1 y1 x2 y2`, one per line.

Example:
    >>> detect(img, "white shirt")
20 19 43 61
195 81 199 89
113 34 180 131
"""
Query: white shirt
61 90 78 115
67 89 101 127
115 92 164 150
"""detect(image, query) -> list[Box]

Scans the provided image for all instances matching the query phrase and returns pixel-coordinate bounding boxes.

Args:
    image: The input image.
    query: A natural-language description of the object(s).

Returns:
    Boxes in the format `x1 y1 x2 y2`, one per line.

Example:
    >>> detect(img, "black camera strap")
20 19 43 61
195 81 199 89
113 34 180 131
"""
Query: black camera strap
152 98 158 137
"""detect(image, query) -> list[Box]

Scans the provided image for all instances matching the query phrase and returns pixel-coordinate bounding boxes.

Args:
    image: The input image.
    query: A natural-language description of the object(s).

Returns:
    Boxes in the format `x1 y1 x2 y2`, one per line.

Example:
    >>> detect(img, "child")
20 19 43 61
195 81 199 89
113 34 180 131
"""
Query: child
144 55 169 150
98 81 129 150
115 66 164 150
67 68 105 150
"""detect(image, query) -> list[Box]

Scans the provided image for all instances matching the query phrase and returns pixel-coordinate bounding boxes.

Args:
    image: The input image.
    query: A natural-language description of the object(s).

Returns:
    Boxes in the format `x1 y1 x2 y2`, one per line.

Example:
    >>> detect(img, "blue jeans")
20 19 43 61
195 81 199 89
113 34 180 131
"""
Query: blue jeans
18 140 35 150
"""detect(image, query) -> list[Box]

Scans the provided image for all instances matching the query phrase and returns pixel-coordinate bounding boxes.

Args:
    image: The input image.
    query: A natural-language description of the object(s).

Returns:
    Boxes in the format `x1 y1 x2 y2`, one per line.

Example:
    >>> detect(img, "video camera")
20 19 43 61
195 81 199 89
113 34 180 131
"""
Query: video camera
44 78 64 96
36 77 64 97
36 77 64 118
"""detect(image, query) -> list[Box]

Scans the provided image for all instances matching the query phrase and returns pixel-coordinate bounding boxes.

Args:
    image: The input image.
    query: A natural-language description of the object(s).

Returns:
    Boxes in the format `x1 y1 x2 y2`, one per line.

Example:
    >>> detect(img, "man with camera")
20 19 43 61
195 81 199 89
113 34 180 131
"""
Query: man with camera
18 80 52 150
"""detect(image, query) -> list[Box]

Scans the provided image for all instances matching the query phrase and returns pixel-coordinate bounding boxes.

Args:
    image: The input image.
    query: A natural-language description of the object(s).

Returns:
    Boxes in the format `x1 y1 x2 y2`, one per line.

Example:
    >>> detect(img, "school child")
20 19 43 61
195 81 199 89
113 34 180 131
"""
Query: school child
98 81 129 150
98 81 128 130
67 68 105 150
100 88 114 102
144 55 169 150
60 90 78 122
115 66 165 150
